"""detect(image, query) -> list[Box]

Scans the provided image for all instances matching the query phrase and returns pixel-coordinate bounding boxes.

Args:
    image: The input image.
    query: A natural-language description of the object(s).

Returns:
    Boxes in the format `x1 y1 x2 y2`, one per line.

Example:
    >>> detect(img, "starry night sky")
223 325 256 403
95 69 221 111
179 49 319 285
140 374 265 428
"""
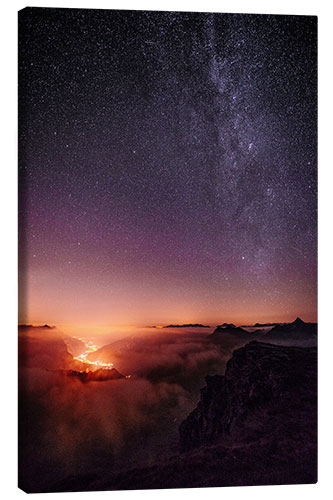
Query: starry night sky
18 8 317 330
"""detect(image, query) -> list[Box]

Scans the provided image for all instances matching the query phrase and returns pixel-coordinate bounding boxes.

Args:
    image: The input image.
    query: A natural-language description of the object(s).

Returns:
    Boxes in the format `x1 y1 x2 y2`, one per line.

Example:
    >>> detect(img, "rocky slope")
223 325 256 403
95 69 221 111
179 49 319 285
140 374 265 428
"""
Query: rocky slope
48 341 317 492
18 325 74 370
180 341 317 450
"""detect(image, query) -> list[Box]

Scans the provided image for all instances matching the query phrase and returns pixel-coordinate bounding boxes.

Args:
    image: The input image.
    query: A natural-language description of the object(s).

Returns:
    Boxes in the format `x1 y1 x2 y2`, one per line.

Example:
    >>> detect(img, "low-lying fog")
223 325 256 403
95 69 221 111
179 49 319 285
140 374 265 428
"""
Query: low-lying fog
18 320 316 492
19 325 232 491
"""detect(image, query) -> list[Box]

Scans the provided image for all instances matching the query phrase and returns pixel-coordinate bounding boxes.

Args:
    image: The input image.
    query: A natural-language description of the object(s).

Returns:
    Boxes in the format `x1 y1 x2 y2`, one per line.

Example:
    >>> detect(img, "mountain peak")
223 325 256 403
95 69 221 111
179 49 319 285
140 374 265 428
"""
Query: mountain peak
292 317 305 326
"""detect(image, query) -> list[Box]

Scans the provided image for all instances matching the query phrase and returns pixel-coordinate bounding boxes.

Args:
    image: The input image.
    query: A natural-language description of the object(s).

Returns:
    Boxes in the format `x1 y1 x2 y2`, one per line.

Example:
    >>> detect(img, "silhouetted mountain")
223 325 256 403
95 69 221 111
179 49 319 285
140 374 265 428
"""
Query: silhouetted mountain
264 317 317 346
209 318 317 348
18 324 55 331
210 323 262 339
207 323 264 354
241 322 286 328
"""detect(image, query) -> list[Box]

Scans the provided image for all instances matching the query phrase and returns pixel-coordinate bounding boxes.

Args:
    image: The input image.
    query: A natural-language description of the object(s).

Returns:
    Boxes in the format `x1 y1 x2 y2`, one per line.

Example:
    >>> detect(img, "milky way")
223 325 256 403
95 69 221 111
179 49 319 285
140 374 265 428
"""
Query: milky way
18 8 317 328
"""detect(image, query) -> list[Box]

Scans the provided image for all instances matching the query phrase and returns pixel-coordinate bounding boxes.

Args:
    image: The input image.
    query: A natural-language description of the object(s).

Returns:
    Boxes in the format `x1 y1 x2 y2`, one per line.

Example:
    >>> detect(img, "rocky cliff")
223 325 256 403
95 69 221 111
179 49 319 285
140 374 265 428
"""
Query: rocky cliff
180 341 317 450
48 341 317 491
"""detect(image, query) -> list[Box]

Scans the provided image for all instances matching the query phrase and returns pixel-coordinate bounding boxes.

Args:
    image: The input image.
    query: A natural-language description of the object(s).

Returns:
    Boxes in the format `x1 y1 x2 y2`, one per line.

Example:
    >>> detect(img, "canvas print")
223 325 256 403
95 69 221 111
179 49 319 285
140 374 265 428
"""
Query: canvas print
18 8 317 493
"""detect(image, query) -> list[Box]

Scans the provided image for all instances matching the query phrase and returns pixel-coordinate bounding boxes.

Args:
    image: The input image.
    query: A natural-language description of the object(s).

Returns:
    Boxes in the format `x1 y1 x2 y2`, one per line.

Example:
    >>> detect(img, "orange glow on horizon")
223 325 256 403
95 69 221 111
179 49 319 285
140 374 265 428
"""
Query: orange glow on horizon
20 308 317 337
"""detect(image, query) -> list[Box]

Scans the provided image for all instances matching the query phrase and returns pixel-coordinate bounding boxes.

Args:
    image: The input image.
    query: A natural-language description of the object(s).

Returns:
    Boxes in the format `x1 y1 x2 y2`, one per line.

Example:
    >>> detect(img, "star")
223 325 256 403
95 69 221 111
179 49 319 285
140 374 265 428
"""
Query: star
18 8 317 326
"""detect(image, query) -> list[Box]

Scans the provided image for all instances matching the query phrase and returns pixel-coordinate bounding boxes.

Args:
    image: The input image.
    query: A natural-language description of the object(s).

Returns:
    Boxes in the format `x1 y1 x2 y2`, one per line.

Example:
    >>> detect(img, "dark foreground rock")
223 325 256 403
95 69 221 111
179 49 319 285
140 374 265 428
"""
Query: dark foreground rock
45 341 317 492
179 341 317 450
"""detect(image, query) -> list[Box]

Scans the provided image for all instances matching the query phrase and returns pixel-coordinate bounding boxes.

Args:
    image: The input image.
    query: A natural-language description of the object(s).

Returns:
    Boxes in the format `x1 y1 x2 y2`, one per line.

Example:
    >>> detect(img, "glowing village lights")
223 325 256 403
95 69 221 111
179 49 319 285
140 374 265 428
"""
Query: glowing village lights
73 352 114 369
72 338 131 378
73 338 114 370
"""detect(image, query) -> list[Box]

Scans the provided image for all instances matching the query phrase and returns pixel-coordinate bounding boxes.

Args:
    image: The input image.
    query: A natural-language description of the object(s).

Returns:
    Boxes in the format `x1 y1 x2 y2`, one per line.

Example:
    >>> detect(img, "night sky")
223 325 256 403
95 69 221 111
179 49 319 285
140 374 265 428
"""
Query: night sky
18 8 317 331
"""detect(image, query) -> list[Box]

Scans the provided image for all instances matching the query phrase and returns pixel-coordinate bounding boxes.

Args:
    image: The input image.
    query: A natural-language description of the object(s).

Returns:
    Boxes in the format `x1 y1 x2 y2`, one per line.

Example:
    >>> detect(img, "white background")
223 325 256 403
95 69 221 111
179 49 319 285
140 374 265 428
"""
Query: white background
1 0 332 498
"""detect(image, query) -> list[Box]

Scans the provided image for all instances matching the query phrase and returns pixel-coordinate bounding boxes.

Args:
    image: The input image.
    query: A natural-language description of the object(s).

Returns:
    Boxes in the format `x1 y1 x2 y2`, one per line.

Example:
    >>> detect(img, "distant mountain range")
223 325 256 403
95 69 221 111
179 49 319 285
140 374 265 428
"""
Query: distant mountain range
147 324 211 328
263 317 317 343
163 323 211 328
147 318 317 334
210 318 317 347
210 323 261 340
241 322 287 327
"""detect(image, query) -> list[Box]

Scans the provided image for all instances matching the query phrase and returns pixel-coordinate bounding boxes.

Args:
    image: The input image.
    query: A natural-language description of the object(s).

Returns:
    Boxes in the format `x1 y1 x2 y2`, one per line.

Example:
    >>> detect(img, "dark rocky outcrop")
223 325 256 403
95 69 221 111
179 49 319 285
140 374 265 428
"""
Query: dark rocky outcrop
179 341 317 450
45 341 317 492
